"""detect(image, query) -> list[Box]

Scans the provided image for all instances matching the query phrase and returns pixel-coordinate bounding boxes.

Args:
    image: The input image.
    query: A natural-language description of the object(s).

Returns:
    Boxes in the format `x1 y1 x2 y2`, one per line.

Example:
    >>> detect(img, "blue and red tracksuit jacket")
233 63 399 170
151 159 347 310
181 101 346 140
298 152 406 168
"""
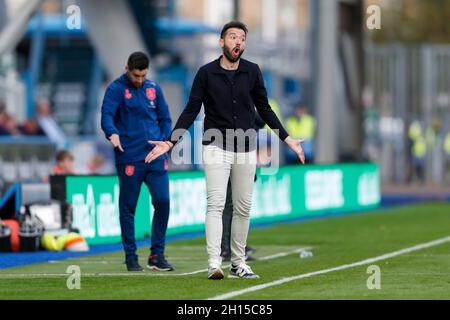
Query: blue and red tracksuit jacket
100 74 172 165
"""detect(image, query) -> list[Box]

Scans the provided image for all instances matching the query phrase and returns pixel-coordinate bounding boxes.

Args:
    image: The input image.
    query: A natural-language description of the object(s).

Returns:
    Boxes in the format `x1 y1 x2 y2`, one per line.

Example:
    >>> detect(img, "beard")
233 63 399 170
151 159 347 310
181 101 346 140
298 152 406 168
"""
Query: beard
223 45 244 63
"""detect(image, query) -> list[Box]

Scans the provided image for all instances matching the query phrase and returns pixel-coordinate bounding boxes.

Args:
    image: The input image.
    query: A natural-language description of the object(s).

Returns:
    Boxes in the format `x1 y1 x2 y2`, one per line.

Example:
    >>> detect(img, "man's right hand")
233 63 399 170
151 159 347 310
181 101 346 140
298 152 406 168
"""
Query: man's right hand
109 134 124 152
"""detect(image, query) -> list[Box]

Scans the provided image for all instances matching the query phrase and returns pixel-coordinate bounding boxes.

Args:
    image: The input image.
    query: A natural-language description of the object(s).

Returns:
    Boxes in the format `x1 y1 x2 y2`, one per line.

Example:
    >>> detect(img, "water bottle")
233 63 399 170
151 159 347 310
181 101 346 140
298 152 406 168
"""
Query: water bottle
300 250 313 259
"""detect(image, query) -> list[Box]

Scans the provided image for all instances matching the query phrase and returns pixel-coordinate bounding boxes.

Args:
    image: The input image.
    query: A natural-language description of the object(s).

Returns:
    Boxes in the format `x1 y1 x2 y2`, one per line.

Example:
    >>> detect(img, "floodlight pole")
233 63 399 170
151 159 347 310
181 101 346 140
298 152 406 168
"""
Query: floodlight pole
233 0 240 20
312 0 338 163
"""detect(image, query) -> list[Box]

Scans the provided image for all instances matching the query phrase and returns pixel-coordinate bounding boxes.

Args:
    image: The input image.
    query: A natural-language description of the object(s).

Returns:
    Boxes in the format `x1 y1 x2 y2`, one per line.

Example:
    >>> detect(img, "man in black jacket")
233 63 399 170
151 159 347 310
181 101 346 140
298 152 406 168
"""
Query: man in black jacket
146 21 305 280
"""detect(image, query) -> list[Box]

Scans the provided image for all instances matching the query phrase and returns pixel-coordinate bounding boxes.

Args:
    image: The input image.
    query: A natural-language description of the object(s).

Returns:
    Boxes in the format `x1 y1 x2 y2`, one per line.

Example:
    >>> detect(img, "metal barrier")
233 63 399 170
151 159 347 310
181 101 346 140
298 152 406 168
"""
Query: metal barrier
365 43 450 185
0 137 56 184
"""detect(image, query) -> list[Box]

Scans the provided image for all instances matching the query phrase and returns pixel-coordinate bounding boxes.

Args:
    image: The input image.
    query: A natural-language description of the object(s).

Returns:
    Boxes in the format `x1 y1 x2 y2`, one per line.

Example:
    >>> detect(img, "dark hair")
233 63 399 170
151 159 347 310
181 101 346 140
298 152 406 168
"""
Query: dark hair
220 21 248 39
127 52 149 71
56 150 74 162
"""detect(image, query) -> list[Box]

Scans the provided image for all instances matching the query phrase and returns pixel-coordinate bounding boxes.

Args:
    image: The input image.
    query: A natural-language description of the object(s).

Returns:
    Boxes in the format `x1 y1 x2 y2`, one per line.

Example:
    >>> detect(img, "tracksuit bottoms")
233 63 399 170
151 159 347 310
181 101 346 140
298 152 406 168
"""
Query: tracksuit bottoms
203 145 257 269
116 161 170 262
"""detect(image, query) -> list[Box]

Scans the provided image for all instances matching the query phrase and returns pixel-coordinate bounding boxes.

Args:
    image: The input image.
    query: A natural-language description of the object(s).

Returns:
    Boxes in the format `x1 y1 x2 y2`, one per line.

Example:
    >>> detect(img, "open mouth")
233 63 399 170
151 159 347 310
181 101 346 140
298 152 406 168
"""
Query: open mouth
232 47 240 56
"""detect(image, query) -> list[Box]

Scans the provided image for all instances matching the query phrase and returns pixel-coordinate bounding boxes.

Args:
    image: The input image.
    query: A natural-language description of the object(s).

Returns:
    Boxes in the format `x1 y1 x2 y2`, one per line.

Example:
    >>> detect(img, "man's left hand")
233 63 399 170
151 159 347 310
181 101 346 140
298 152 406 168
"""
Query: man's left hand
284 136 305 164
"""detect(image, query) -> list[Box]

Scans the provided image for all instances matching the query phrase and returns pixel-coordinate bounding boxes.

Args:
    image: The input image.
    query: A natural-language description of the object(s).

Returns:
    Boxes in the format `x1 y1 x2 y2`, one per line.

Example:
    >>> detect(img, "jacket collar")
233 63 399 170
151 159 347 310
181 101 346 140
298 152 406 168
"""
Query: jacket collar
120 73 132 86
120 73 150 88
212 56 249 74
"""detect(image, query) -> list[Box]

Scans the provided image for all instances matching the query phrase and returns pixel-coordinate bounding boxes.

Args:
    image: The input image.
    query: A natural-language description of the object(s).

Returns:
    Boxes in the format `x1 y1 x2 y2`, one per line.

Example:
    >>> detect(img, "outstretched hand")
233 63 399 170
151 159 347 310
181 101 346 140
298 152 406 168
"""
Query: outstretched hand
284 136 305 164
145 140 173 163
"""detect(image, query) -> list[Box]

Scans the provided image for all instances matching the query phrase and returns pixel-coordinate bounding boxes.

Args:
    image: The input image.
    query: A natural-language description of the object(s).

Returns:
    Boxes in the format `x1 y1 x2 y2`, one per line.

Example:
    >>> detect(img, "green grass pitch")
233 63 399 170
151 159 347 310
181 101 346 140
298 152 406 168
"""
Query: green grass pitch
0 202 449 300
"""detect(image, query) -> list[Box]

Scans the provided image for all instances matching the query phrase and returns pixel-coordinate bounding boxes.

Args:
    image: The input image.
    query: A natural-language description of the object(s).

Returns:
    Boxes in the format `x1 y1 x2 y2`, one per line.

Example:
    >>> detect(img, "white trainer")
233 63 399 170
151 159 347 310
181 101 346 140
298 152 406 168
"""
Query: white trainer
208 267 224 280
229 264 260 279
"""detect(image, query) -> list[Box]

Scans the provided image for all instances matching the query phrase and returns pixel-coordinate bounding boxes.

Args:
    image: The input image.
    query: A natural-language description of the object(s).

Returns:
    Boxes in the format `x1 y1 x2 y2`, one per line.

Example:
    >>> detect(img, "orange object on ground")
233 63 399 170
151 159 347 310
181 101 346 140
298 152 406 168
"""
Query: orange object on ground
3 220 19 252
64 235 84 248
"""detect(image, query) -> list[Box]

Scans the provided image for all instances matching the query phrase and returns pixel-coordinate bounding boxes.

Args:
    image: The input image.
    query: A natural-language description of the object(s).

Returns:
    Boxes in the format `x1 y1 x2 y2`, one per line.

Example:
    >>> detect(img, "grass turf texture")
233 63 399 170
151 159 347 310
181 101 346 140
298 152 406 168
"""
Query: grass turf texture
0 202 449 300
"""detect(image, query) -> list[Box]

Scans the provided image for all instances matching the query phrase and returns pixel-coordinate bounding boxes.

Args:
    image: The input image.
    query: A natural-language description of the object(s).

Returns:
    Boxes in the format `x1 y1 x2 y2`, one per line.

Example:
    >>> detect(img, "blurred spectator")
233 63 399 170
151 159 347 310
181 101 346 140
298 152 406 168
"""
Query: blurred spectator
52 150 76 175
3 114 21 136
407 120 426 184
19 119 45 135
285 104 316 164
0 103 9 135
362 103 381 162
1 100 46 136
87 154 106 175
36 98 67 149
0 102 20 136
444 131 450 184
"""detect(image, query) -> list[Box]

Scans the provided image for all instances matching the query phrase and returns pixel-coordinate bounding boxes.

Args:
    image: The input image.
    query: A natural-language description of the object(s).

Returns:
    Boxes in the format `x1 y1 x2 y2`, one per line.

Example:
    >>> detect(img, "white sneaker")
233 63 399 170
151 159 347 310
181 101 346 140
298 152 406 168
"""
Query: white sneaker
229 264 260 279
208 267 224 280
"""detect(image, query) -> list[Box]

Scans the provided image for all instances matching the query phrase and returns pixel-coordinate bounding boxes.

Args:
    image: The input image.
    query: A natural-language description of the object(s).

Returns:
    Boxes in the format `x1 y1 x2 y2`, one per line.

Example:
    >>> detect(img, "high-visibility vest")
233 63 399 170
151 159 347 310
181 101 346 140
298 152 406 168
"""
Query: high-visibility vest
412 136 427 158
408 121 426 158
286 114 316 140
444 132 450 155
408 121 422 141
264 99 283 131
286 117 299 138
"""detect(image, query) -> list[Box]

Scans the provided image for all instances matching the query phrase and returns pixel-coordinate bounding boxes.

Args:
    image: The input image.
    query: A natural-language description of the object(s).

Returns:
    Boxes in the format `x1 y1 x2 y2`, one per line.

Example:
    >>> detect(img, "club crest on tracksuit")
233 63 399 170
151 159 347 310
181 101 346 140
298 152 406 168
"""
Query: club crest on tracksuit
146 88 156 101
125 165 135 176
125 88 132 100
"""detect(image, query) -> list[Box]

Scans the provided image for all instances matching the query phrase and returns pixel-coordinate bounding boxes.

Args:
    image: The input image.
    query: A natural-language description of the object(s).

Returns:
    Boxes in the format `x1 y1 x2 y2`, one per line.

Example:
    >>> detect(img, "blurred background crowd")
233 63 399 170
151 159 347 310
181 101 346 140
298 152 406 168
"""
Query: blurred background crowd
1 0 450 193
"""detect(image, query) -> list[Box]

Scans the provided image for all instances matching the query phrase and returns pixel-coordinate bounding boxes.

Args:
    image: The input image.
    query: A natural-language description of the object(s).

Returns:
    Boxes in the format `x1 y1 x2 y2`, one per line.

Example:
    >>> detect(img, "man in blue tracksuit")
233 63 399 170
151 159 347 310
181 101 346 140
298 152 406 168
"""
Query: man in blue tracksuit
101 52 173 272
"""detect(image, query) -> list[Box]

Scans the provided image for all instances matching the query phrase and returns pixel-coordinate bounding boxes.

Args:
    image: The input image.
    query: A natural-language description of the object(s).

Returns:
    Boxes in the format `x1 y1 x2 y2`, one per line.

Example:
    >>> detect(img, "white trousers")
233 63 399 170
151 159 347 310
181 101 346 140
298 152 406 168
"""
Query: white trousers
203 145 257 268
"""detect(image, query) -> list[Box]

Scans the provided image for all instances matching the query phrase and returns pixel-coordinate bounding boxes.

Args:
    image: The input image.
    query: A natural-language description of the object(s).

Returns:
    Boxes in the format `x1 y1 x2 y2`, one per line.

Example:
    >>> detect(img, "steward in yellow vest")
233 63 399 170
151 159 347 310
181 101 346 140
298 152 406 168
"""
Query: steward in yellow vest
285 105 316 163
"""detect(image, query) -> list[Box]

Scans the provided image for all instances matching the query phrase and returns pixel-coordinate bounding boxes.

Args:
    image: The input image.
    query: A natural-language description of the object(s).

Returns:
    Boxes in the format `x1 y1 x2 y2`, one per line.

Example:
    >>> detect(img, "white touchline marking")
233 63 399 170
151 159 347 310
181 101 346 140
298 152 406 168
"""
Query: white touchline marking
49 261 112 264
0 247 311 279
257 248 311 261
48 257 216 263
207 235 450 300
